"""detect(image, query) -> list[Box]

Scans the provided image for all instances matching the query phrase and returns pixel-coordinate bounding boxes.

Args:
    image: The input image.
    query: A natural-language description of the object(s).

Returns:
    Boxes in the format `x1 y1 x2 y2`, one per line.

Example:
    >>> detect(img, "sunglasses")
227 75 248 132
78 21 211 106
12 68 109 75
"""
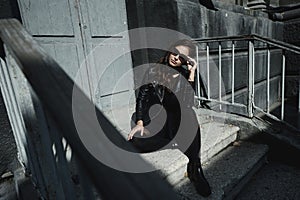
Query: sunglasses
170 48 188 64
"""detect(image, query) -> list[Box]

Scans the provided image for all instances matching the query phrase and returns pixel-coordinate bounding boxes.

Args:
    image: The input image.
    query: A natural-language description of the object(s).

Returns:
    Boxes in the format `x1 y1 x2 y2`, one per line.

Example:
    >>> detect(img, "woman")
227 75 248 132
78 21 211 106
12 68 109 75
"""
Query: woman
128 39 211 197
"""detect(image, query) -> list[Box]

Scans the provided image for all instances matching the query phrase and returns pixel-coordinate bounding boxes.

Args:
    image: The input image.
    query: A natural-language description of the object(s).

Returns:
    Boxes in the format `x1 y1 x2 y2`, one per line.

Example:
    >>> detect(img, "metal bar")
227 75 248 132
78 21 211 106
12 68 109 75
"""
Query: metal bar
252 105 276 119
253 105 300 132
267 47 271 113
196 45 201 107
193 35 252 43
193 34 300 55
196 96 247 108
195 46 280 55
299 79 300 112
252 42 255 106
248 40 254 118
219 42 222 110
252 34 300 55
281 52 286 120
232 41 235 104
206 43 210 99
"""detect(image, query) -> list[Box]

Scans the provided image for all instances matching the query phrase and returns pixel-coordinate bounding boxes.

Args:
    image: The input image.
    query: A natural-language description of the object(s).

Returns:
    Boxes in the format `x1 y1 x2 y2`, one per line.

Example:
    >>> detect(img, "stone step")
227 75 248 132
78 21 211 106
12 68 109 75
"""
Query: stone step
0 176 17 200
103 104 239 164
170 142 269 200
140 121 239 178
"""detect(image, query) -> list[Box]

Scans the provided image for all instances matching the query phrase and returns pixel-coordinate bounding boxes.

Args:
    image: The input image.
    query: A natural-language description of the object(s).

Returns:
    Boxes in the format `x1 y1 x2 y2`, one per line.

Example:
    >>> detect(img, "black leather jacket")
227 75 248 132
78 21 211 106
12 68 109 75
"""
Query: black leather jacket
135 64 196 124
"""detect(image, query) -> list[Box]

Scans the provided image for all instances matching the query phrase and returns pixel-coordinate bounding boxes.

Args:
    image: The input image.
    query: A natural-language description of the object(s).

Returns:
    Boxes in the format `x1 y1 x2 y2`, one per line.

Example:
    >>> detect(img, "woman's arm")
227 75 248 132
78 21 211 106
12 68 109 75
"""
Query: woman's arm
188 69 196 82
135 83 153 122
128 83 153 141
187 57 197 82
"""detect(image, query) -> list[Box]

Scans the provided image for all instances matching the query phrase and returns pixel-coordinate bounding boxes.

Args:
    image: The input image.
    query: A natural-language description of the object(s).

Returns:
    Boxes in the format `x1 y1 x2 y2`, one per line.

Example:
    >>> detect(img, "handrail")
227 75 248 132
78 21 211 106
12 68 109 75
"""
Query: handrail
193 32 300 131
193 34 300 54
252 34 300 54
0 19 178 199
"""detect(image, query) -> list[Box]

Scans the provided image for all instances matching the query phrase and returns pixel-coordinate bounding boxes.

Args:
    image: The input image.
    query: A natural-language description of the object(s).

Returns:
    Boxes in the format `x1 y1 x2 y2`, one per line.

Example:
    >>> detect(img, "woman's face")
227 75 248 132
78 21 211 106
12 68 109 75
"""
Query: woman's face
168 45 190 67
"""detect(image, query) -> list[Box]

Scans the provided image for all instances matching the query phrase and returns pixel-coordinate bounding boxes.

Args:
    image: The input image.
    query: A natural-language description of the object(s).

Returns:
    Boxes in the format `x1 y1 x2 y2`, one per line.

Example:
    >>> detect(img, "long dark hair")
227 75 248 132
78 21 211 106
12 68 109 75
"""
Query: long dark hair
154 39 196 89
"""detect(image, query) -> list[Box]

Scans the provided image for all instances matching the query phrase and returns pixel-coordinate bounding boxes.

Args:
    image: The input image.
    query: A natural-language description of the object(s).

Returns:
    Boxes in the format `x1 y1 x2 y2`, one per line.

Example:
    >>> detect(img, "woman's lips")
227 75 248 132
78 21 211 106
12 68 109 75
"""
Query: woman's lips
171 60 177 65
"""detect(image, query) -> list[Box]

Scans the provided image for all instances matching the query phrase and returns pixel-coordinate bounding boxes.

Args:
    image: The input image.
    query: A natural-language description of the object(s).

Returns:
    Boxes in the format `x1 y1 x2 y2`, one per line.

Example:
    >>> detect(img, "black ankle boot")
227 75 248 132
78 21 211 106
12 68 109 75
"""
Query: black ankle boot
187 159 211 197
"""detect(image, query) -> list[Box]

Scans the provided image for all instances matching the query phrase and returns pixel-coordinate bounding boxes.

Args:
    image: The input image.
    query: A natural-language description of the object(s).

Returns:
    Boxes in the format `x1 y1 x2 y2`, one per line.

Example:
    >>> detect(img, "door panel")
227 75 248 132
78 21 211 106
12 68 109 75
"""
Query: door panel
85 0 128 36
19 0 74 36
90 44 132 96
40 43 81 79
79 0 134 110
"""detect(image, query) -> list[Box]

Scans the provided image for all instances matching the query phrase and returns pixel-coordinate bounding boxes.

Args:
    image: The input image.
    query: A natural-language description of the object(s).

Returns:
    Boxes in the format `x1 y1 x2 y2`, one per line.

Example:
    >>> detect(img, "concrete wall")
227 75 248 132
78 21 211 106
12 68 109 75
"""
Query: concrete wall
284 18 300 99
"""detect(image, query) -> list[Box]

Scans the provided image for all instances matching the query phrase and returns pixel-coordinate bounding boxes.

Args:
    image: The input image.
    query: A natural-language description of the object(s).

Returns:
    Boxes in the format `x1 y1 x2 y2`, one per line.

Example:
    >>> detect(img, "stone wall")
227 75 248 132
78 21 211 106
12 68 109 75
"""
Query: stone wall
284 18 300 98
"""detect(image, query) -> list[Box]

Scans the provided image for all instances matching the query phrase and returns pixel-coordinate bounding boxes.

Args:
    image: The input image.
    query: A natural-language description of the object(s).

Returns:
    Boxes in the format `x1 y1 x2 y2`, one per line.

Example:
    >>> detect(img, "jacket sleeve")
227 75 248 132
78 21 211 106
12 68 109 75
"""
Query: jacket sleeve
135 83 153 122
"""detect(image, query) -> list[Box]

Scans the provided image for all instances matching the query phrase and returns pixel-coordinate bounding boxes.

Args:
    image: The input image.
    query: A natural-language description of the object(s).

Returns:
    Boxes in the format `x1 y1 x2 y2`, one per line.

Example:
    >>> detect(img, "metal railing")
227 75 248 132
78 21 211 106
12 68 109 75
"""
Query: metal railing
193 34 300 130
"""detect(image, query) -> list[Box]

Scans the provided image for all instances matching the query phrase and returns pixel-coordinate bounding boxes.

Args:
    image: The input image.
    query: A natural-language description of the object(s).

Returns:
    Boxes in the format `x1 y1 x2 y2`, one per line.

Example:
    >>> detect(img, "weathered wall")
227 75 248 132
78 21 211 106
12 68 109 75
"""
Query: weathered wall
284 18 300 98
128 0 283 39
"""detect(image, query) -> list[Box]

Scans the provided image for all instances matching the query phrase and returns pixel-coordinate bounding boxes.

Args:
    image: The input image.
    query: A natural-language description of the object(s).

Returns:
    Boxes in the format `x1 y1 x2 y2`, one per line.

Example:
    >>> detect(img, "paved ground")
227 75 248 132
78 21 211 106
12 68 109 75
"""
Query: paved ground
0 176 16 200
235 131 300 200
236 161 300 200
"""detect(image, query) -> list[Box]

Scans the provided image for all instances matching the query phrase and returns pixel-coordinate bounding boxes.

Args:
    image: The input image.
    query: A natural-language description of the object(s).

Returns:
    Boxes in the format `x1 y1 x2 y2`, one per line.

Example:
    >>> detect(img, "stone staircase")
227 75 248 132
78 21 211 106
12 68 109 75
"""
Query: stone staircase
103 104 269 199
171 142 268 200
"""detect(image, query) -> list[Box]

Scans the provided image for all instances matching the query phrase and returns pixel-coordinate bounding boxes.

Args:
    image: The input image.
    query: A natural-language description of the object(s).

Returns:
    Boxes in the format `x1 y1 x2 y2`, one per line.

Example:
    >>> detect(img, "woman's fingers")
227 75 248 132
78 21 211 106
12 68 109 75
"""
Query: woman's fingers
187 57 197 69
127 125 144 140
127 127 137 140
127 130 134 140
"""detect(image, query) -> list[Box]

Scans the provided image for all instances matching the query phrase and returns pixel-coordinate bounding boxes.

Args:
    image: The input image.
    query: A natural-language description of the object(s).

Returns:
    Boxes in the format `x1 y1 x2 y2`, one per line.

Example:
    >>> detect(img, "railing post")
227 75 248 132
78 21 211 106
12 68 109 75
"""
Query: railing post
218 42 222 110
267 46 270 113
281 52 286 120
232 41 235 104
299 79 300 113
196 44 201 107
248 40 254 118
206 43 210 99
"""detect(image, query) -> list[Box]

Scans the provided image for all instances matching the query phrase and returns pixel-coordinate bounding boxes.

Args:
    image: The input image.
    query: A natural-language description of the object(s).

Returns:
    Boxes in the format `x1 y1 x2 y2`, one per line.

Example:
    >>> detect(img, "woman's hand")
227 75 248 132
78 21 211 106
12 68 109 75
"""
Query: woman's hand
128 124 144 140
127 120 150 140
187 57 197 82
187 57 197 72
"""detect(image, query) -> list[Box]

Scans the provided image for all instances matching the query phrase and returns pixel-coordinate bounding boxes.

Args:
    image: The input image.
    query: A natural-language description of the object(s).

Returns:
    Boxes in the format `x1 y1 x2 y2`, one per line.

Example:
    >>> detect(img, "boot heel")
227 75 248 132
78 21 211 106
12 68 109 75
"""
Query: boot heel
187 160 211 197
